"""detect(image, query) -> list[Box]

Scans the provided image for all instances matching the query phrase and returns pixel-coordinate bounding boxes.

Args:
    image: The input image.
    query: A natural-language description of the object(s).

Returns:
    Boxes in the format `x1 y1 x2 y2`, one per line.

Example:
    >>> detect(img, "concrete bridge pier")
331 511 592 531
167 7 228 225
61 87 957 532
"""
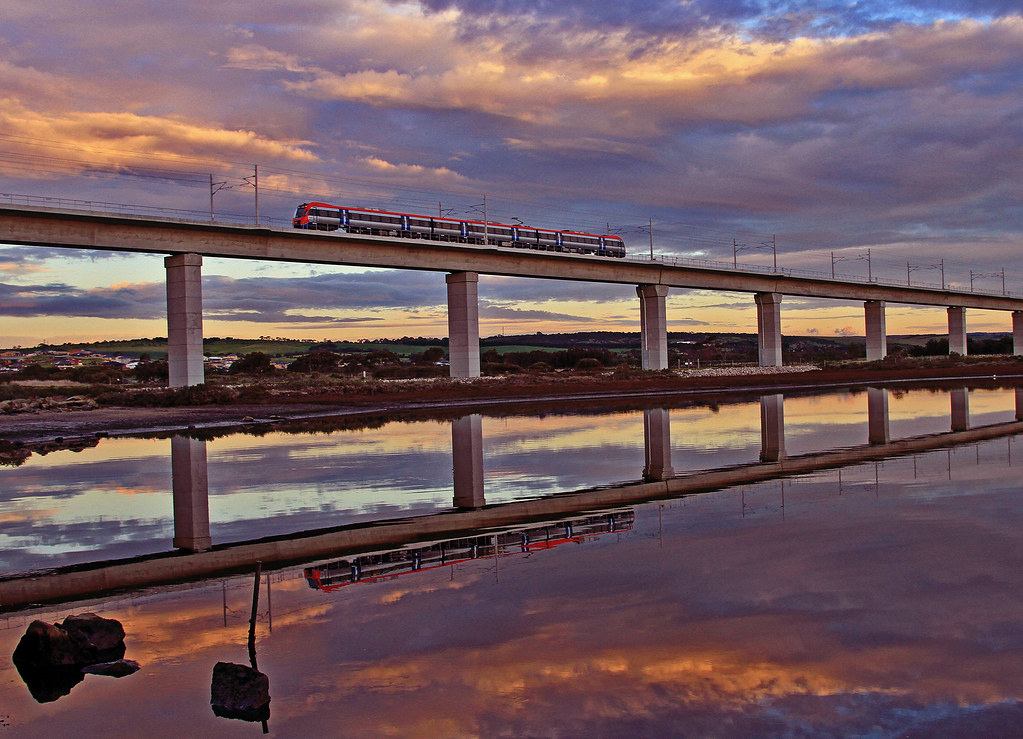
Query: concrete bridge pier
165 253 205 388
171 435 212 552
642 408 675 481
637 284 669 370
1013 312 1023 356
950 387 970 432
755 292 783 367
452 414 485 509
948 306 967 355
867 387 890 445
865 301 887 361
760 393 786 462
446 272 481 378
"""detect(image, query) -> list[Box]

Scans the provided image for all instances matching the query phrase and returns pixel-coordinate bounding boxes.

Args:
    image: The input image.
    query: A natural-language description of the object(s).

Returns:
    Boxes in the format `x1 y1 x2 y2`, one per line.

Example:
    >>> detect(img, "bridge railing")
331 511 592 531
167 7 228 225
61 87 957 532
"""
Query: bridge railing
624 253 1015 298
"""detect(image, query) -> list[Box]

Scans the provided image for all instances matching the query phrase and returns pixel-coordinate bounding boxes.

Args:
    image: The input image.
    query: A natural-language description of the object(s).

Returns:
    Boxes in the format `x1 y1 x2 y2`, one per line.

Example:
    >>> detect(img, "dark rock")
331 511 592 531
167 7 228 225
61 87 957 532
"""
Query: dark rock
81 659 140 678
12 613 130 703
211 661 271 722
61 613 126 662
13 621 80 667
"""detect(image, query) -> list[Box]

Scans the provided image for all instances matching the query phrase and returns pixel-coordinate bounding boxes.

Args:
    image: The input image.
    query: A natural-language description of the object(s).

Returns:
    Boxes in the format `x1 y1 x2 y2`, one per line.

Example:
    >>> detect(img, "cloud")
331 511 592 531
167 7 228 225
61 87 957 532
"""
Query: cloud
479 302 599 323
0 280 166 319
3 2 1023 341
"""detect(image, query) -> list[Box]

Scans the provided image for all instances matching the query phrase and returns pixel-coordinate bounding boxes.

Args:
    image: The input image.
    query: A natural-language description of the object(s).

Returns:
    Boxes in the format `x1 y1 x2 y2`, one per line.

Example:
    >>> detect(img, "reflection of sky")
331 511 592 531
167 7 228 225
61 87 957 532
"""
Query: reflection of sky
0 386 1019 573
3 433 1023 735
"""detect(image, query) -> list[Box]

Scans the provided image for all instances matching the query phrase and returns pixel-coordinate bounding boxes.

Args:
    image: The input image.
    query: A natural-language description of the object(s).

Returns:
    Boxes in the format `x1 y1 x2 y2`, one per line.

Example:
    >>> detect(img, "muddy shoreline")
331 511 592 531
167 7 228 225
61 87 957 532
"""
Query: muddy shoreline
2 361 1022 455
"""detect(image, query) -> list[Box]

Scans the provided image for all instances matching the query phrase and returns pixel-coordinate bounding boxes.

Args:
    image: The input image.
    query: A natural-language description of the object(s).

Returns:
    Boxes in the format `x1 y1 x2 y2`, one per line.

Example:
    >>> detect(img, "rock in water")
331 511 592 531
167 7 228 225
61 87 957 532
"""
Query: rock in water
13 621 80 667
12 613 130 703
211 661 271 722
60 613 127 662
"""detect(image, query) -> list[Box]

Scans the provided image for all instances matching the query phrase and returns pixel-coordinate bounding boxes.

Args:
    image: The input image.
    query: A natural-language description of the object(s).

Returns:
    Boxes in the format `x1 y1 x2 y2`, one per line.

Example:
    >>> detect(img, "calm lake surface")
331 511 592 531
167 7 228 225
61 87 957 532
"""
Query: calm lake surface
2 383 1023 736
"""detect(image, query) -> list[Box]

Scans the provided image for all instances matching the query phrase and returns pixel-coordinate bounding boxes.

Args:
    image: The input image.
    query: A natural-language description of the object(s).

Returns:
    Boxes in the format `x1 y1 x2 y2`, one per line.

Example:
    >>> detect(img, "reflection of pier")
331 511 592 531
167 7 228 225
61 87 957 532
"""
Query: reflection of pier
951 387 970 432
452 414 485 509
760 394 786 462
868 387 890 445
8 388 1023 609
171 436 211 552
643 408 674 481
304 510 634 592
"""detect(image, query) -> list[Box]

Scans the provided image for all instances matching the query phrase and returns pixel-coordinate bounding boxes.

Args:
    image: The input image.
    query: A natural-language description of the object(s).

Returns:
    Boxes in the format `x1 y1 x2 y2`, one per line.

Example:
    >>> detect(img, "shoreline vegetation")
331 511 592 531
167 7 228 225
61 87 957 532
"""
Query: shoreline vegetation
2 354 1022 465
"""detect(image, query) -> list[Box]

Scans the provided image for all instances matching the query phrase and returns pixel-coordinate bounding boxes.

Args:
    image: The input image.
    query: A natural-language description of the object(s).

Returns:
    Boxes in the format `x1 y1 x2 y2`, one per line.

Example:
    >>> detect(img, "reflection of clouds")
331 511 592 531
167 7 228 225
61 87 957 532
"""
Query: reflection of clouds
4 454 1023 734
1 388 1019 572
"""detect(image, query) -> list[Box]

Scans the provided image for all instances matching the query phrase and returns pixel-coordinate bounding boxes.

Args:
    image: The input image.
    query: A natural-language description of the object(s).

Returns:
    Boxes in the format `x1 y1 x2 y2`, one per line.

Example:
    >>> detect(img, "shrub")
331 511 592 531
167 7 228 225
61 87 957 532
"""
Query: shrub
288 351 340 373
230 352 275 375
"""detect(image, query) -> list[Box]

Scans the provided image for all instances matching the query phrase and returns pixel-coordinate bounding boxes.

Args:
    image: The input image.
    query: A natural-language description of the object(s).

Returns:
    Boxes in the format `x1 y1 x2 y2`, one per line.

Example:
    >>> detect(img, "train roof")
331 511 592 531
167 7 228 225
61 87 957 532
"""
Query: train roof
299 201 622 239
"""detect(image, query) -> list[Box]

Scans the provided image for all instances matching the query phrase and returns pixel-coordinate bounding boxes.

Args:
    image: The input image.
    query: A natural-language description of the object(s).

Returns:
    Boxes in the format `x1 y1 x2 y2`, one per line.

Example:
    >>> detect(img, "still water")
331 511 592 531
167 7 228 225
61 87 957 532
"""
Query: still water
1 384 1022 736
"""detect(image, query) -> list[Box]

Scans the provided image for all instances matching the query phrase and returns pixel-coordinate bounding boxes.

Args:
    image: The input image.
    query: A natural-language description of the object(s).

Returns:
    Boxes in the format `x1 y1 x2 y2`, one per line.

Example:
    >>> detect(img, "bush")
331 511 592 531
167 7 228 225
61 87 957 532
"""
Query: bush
230 352 275 375
411 347 446 364
288 351 340 373
574 357 604 371
17 364 58 380
133 360 169 383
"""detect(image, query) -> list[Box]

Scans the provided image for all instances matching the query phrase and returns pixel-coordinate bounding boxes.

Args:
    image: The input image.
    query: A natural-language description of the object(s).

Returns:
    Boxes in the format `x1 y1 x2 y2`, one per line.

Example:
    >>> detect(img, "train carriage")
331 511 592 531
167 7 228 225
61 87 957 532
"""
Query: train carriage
293 201 626 257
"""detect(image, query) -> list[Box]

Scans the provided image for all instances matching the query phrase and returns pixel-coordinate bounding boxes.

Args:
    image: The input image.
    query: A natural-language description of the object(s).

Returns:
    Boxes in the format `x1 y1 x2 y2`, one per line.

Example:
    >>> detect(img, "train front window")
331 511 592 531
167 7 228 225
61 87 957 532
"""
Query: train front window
295 205 308 218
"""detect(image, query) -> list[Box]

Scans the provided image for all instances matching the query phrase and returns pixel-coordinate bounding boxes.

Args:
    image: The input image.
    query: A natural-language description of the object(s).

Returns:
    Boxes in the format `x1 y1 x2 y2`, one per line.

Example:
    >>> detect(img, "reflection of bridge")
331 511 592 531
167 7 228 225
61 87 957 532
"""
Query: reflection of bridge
304 510 634 592
3 387 1023 609
4 205 1023 385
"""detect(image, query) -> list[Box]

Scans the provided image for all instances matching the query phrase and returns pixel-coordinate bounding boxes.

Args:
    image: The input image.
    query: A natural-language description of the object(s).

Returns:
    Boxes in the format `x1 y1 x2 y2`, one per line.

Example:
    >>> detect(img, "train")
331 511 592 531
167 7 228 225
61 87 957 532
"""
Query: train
292 201 626 257
303 510 634 592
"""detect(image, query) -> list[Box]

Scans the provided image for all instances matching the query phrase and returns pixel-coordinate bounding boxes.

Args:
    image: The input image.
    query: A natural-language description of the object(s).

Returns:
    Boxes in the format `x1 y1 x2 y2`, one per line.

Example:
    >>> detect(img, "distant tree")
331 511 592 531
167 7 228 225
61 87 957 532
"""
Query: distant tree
17 364 56 380
411 346 446 364
288 351 340 373
133 360 169 382
909 338 949 357
229 352 275 375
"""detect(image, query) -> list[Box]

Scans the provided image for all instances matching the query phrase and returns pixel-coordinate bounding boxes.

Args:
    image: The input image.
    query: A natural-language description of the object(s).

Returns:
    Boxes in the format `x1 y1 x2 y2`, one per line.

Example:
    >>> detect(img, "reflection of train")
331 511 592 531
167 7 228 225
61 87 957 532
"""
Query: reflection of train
304 510 634 592
292 202 627 257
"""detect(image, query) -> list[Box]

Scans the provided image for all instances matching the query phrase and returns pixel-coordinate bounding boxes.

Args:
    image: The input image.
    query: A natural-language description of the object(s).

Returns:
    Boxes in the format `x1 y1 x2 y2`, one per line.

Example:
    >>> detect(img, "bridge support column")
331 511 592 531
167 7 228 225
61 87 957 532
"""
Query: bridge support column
948 306 967 355
760 394 785 462
165 253 204 388
950 387 970 431
755 292 783 367
637 284 669 370
452 414 485 509
867 387 890 445
446 272 480 378
865 301 887 361
171 435 211 552
642 408 674 481
1013 312 1023 356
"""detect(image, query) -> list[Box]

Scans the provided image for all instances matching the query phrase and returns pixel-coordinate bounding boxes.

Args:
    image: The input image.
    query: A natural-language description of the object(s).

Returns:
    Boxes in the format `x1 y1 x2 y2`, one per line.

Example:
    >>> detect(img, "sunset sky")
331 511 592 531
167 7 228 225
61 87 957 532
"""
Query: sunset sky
2 1 1023 345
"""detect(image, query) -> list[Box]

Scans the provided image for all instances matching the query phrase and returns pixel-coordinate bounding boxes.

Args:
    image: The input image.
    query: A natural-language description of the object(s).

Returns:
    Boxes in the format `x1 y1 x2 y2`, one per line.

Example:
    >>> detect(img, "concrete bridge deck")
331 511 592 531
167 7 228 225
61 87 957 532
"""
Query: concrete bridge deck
4 204 1023 383
2 204 1020 309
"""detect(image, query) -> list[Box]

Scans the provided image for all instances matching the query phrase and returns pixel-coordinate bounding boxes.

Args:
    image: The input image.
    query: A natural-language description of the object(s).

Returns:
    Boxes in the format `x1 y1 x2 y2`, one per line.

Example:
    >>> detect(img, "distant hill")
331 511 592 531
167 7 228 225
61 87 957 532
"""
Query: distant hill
12 330 1011 359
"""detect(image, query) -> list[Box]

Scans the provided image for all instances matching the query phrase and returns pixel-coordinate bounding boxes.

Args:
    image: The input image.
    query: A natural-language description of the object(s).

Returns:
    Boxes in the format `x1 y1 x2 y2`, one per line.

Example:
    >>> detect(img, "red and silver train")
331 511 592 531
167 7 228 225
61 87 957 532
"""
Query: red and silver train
303 510 634 592
293 201 626 257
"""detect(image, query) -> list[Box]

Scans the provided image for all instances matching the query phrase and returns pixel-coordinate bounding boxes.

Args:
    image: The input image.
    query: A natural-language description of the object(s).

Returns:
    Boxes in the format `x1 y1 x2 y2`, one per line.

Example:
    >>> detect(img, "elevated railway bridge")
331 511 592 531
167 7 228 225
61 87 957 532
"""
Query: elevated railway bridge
3 204 1023 386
